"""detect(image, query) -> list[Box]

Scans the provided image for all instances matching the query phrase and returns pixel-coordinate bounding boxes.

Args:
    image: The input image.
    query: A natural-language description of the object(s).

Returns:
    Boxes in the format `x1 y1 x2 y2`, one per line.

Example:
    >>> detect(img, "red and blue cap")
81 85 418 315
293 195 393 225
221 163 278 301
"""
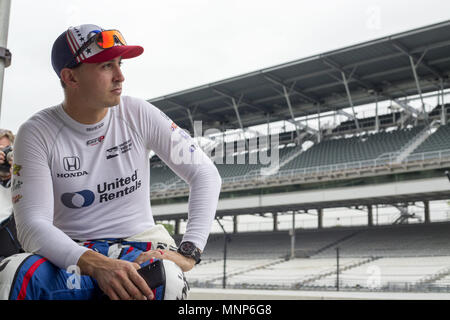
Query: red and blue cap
51 24 143 78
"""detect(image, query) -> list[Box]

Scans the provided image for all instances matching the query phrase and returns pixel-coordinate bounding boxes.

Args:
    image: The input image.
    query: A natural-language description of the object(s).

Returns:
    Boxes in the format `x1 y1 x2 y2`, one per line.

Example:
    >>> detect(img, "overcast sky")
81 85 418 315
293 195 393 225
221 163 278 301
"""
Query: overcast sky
1 0 450 133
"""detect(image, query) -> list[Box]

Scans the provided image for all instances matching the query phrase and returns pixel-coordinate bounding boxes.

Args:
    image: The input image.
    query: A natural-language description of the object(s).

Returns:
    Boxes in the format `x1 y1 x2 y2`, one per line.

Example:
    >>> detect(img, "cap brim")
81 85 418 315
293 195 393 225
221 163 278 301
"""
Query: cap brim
83 45 144 63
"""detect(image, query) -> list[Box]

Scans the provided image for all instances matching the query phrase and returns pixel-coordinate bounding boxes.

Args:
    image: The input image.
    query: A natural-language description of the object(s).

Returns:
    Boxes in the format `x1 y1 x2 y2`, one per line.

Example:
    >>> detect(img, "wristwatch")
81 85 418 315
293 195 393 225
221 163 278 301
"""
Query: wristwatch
177 241 202 265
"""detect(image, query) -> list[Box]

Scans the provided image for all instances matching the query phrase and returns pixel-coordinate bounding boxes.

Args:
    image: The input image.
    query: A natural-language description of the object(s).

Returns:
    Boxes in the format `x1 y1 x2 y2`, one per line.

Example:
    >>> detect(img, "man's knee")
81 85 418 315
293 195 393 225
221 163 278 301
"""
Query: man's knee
0 253 34 299
0 253 98 300
159 259 189 300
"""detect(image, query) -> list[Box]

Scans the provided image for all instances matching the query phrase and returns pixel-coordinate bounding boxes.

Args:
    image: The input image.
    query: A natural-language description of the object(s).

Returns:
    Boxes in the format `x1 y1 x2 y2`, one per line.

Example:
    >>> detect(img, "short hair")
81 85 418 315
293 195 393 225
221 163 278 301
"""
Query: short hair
0 129 14 144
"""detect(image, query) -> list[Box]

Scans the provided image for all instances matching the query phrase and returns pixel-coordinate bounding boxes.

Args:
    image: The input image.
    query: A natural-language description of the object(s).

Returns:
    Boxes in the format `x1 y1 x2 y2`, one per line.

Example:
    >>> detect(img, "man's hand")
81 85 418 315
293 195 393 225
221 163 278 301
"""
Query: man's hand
77 250 154 300
135 249 196 272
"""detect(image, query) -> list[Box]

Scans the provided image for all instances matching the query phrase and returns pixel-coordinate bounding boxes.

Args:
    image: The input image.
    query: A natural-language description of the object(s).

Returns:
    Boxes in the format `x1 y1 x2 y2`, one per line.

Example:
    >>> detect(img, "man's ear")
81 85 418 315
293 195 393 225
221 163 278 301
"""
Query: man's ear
60 68 79 89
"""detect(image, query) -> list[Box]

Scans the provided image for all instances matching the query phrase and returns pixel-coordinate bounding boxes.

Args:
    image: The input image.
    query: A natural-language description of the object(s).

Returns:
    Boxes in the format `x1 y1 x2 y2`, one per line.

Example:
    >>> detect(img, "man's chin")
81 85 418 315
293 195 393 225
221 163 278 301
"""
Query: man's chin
106 96 121 108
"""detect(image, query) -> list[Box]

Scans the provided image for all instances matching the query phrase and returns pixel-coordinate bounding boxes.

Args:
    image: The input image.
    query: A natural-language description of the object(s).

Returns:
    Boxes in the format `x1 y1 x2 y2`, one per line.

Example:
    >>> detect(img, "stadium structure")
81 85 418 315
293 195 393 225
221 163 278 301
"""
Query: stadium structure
148 20 450 296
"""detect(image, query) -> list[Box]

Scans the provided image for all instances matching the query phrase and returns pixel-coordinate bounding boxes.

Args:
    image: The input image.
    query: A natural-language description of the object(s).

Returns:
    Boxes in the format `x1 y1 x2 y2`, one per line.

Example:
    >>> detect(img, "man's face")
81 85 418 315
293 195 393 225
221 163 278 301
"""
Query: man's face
73 56 124 108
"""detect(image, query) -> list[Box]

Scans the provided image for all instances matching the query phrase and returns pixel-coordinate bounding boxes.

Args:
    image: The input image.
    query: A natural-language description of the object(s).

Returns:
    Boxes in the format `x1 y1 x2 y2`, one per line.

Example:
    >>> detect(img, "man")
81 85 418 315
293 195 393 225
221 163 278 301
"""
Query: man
1 24 221 300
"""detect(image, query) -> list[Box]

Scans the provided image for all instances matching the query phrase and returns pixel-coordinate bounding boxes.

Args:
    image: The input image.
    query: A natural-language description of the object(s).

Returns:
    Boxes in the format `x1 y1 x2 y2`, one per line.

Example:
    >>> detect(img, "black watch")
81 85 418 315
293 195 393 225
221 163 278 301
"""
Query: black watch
177 241 202 265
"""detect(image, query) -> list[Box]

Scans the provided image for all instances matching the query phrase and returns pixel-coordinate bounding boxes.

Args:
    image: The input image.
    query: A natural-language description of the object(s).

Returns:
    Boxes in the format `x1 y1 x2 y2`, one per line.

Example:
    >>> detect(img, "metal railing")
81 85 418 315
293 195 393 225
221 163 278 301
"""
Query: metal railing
151 148 450 193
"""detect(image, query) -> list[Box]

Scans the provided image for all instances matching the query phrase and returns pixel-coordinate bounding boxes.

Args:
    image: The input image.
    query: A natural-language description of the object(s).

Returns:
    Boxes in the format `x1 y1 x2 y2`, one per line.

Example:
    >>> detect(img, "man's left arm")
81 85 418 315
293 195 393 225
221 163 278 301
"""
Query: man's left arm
138 100 222 271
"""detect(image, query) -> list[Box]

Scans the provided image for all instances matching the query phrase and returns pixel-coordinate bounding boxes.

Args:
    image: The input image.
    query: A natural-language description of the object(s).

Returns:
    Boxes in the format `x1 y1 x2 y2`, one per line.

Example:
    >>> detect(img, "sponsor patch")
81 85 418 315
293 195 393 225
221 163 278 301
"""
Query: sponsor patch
106 139 132 160
11 179 23 192
87 135 105 147
178 129 190 140
12 164 22 176
97 170 142 203
86 122 104 132
63 156 81 171
61 190 95 209
12 194 22 204
160 111 171 122
57 156 88 178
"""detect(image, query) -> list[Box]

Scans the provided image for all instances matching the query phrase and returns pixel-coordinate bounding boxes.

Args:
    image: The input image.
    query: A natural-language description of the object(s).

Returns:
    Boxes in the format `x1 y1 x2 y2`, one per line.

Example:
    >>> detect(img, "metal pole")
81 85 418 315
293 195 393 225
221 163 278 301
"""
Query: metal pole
336 247 340 291
0 0 12 120
231 97 248 151
317 104 321 143
282 86 302 143
441 79 446 124
341 72 360 130
216 218 228 289
375 95 379 132
290 211 296 259
409 56 427 119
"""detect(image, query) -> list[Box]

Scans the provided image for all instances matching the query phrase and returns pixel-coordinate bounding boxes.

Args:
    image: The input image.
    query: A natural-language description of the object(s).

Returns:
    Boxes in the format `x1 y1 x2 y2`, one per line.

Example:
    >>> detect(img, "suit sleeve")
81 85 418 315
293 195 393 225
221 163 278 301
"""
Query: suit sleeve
12 122 88 270
140 100 222 251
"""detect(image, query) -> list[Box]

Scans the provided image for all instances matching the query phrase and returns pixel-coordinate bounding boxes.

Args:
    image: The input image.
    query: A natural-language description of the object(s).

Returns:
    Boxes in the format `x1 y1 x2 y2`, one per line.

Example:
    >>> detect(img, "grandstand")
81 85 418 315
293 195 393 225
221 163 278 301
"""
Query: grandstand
147 21 450 294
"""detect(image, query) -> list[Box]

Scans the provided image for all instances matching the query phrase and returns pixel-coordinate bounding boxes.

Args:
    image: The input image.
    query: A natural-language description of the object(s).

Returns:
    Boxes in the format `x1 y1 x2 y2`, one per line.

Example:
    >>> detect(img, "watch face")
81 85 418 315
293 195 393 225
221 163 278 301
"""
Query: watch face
180 242 195 255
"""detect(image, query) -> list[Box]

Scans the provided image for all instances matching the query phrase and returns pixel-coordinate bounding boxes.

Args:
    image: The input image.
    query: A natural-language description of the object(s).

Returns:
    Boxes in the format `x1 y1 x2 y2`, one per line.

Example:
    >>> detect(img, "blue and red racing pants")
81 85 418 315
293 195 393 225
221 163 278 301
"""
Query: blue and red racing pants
0 239 176 300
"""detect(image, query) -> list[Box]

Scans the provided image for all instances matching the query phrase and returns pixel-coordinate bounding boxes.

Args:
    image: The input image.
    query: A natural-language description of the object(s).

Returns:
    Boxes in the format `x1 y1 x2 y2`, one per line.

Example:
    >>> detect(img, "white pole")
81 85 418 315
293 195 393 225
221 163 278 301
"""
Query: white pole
0 0 12 122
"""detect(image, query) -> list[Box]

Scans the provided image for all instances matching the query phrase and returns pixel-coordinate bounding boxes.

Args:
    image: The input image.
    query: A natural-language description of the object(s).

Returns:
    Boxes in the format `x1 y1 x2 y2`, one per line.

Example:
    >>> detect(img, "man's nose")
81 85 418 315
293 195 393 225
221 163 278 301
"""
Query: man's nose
114 65 125 83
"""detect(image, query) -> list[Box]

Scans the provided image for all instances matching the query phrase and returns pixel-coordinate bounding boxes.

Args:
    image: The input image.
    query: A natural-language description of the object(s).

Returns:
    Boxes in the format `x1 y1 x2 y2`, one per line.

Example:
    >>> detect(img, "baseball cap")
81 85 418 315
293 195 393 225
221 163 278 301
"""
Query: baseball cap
51 24 144 78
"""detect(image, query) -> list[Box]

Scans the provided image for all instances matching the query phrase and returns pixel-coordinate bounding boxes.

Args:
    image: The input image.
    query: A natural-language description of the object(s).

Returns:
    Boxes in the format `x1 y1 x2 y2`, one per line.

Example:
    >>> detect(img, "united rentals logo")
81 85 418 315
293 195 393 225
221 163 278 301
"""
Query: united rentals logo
60 170 142 208
97 170 141 203
61 190 95 209
57 156 88 178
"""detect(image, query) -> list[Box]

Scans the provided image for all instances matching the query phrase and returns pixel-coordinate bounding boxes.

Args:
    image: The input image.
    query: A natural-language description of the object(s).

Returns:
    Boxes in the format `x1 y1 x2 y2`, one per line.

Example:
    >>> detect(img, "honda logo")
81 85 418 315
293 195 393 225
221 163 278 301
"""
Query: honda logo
63 157 81 171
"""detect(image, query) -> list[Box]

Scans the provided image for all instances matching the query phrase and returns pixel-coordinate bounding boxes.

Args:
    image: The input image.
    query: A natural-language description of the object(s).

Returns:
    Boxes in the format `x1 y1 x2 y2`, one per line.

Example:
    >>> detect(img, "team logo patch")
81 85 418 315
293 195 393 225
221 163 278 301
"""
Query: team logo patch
178 129 190 140
11 179 23 191
170 122 178 132
86 135 105 146
106 139 133 160
86 122 104 132
160 111 171 122
61 190 95 209
12 164 22 176
12 194 23 204
63 157 81 171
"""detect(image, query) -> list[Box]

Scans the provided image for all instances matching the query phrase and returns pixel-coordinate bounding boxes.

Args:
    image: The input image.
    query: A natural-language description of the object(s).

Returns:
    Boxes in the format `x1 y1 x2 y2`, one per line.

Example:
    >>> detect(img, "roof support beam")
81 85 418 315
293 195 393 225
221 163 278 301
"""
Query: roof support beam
231 96 249 150
390 40 443 80
341 71 360 130
408 55 428 118
212 88 272 114
263 73 321 105
282 85 303 142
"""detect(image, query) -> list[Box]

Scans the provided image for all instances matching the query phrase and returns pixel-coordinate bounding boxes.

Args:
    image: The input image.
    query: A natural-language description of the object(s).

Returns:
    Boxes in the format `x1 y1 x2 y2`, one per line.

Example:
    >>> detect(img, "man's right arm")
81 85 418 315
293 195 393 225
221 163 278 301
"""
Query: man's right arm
12 122 90 270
